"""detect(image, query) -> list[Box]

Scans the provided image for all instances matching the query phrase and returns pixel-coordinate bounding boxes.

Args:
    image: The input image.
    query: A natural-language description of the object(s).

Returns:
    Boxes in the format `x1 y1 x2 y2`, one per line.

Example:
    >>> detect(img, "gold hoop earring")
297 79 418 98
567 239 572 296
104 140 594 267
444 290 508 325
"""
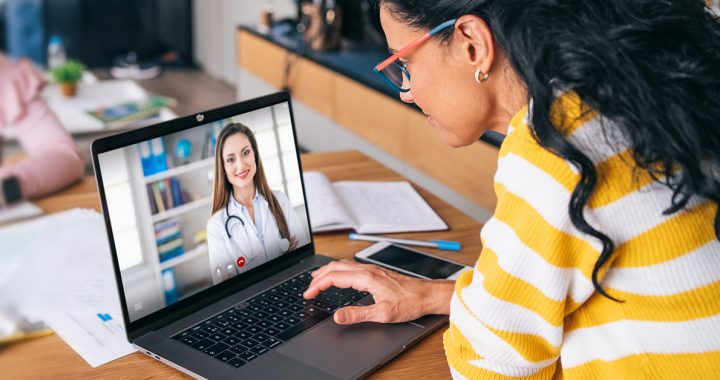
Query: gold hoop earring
474 68 489 83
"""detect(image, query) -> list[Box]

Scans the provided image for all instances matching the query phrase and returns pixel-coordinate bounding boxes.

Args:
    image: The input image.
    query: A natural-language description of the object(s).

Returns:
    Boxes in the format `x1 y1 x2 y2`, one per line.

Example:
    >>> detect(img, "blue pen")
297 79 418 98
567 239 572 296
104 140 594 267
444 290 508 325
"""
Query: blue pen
349 232 461 251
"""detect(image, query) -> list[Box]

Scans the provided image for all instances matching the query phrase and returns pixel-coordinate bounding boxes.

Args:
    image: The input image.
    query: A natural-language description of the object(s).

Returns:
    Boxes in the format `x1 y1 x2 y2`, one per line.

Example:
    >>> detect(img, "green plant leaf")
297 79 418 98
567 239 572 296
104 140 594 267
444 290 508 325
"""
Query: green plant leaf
50 60 86 83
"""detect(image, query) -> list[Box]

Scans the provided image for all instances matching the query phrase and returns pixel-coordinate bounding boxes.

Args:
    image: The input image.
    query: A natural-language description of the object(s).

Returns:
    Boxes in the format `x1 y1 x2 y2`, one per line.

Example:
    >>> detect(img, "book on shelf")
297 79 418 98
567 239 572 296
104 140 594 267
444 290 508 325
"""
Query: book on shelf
155 218 181 241
303 171 448 234
147 177 187 215
159 180 171 209
146 185 158 214
149 182 164 213
158 239 183 261
170 178 183 208
155 218 185 263
88 95 177 129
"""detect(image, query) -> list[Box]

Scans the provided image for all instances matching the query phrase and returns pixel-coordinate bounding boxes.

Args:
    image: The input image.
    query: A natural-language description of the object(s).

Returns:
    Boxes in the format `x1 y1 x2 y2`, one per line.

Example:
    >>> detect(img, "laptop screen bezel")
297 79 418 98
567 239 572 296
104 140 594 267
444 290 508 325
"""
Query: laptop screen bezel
91 91 316 341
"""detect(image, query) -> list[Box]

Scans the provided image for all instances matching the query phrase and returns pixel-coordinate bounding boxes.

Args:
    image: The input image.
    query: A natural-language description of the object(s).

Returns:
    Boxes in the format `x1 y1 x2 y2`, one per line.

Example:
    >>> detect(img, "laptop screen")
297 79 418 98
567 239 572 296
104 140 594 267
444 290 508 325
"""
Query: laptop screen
96 100 312 322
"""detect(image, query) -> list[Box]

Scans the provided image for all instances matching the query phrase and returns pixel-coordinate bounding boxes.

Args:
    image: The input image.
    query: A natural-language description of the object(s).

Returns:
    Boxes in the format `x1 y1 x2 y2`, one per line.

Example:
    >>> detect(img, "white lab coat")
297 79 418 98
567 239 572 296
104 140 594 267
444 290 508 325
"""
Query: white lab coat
207 190 309 284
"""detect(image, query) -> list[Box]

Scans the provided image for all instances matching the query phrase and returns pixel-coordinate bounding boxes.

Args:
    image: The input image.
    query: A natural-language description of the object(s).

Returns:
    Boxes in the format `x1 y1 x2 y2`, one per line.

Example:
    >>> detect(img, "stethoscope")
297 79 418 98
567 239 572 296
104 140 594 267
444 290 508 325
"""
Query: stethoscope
224 198 244 239
213 197 292 281
223 197 291 254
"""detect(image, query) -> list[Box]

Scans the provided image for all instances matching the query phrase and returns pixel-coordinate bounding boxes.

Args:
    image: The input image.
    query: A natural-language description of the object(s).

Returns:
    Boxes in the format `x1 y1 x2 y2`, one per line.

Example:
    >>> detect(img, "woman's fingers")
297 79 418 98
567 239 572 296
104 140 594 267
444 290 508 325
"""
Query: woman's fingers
310 260 349 278
289 236 298 250
303 270 371 299
334 304 390 324
304 262 437 325
311 259 362 279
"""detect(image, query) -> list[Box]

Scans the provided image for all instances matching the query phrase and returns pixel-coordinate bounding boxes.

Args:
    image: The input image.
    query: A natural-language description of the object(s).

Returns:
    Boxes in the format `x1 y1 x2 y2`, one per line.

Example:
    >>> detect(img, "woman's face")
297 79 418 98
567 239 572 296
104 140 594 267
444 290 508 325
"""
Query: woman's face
379 7 513 147
222 133 257 190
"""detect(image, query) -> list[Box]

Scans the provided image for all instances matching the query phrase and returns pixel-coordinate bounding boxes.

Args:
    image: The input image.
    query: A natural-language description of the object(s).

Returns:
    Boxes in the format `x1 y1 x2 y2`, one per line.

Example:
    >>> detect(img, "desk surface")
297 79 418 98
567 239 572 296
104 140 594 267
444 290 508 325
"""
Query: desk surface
0 150 483 379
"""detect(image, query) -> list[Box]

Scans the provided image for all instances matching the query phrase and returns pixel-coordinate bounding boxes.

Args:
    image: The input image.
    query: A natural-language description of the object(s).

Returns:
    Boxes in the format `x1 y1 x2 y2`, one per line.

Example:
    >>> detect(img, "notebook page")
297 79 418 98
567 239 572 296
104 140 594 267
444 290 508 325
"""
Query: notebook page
303 172 355 232
333 181 448 234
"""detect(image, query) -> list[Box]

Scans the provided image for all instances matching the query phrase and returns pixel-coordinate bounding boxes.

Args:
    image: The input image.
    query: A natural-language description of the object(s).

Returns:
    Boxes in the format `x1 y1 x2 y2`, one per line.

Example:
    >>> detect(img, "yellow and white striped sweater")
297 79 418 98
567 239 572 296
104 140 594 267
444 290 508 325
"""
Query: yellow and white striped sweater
444 93 720 379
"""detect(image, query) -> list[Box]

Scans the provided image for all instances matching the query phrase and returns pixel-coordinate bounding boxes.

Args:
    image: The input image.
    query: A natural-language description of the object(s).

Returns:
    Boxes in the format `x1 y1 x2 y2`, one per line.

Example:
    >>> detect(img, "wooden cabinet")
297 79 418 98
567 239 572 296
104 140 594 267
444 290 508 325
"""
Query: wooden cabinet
237 29 499 212
237 30 287 88
333 75 410 158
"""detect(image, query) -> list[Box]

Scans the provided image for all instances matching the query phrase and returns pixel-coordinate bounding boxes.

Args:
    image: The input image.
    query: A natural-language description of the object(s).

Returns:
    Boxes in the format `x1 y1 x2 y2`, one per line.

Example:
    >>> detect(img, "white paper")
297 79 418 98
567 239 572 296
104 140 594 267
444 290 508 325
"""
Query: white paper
303 171 448 234
334 181 448 234
0 208 135 367
5 209 119 313
303 171 354 232
0 201 42 226
0 206 56 288
21 309 135 368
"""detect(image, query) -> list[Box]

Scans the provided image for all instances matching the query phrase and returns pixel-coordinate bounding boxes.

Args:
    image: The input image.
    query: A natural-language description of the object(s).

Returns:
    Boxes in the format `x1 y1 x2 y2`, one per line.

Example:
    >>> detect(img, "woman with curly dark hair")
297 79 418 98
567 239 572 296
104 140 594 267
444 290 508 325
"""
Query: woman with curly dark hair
304 0 720 378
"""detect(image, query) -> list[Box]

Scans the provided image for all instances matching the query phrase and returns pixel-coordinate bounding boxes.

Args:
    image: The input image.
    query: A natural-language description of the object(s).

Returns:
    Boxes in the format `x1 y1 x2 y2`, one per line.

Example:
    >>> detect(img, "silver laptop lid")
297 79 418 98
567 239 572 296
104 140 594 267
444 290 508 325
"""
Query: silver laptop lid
91 92 314 339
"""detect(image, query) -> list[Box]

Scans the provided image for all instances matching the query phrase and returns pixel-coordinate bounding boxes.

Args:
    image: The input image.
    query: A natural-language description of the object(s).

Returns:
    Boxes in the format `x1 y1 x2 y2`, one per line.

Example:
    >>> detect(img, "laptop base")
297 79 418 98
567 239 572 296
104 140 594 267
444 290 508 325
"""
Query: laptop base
135 255 447 380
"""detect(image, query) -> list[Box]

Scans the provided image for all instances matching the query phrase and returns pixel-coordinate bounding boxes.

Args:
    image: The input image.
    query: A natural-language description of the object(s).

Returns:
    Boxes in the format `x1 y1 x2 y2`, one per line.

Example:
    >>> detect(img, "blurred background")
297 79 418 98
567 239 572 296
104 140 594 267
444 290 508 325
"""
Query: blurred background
0 0 512 224
2 1 395 355
2 0 718 227
1 0 719 375
0 0 385 80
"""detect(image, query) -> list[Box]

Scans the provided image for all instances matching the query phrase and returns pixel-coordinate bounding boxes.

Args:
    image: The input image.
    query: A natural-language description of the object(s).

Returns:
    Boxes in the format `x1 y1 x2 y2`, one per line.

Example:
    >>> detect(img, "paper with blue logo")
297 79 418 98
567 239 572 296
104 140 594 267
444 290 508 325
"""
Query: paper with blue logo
0 209 135 367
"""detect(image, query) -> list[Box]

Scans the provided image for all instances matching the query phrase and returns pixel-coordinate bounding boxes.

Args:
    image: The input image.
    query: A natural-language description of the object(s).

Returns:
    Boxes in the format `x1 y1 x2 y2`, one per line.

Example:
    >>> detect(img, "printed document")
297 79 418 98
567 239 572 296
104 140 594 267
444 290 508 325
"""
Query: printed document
0 209 135 367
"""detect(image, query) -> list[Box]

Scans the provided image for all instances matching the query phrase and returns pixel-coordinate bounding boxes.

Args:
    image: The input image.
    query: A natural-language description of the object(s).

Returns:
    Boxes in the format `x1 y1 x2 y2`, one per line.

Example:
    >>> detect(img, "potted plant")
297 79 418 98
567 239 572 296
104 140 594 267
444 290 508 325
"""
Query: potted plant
50 60 85 97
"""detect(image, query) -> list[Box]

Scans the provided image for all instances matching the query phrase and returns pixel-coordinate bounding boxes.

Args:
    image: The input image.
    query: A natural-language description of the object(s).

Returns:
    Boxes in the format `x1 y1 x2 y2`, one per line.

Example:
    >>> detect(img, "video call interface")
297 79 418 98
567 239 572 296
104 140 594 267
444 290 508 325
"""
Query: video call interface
98 101 312 322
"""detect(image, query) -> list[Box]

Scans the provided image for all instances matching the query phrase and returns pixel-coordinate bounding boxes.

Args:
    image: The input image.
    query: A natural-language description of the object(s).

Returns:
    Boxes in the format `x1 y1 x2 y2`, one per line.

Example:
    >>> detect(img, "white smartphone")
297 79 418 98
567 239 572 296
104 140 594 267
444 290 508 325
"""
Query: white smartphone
354 241 473 280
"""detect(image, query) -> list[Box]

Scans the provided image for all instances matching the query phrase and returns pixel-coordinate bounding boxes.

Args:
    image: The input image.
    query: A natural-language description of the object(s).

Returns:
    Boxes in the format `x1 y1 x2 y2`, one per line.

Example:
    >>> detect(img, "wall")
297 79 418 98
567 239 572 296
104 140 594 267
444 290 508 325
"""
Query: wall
193 0 295 84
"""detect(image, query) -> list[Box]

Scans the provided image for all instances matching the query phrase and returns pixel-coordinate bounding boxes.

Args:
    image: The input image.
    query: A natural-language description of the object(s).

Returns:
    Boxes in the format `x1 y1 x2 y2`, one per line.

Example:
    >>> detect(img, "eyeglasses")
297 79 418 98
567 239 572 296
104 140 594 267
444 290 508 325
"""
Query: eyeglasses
373 19 457 93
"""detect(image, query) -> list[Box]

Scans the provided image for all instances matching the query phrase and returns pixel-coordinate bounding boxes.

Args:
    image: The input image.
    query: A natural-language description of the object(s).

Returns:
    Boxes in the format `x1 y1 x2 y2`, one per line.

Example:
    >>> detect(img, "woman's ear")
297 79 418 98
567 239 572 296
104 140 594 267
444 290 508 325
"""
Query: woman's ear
454 15 495 77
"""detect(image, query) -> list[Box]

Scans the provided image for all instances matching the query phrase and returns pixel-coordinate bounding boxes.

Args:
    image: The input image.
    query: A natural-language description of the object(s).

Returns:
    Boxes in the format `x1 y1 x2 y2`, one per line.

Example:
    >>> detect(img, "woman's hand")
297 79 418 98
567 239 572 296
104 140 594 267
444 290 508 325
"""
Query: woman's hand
303 259 455 325
289 236 298 251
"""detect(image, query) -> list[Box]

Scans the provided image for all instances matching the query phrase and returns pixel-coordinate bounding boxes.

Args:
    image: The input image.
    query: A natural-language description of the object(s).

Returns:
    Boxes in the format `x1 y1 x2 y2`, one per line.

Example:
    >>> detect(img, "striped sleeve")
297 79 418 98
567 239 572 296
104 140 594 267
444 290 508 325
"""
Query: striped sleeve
443 108 603 379
444 95 720 379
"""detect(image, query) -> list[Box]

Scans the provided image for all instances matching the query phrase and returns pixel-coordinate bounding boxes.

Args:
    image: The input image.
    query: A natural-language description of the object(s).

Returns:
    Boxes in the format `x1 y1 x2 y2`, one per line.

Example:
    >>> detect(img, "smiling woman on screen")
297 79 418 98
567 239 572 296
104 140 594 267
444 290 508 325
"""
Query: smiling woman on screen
206 123 309 284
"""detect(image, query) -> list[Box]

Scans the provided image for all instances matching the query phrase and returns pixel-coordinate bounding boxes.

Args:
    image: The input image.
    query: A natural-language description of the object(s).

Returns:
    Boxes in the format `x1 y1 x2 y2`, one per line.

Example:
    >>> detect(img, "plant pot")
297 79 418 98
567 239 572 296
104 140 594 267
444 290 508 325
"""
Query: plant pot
59 82 78 97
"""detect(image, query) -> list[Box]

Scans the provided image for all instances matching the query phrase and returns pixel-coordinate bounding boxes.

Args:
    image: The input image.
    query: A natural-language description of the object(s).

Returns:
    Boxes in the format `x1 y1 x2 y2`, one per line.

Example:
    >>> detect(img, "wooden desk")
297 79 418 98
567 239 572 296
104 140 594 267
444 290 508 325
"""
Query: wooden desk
32 176 100 214
0 150 483 379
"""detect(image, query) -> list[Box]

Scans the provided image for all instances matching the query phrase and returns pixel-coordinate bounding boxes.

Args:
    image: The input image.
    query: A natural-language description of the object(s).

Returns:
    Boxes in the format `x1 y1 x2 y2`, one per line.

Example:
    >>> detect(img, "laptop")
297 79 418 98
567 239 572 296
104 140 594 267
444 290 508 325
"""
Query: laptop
91 91 447 379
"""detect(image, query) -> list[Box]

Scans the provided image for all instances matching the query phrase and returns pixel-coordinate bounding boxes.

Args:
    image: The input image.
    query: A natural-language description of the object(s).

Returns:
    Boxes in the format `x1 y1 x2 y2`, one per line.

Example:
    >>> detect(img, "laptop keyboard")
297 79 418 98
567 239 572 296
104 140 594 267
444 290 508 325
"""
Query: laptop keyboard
172 268 369 368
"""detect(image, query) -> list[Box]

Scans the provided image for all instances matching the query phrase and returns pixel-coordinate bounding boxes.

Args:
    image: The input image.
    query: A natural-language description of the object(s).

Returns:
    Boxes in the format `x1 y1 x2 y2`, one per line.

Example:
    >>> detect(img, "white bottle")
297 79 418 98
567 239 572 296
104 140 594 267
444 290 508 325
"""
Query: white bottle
47 36 66 69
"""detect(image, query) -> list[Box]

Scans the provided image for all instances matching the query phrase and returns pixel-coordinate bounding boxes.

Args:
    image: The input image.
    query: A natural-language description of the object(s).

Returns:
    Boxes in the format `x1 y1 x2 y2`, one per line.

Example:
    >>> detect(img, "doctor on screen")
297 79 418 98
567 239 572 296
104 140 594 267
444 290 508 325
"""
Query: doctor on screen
207 122 309 284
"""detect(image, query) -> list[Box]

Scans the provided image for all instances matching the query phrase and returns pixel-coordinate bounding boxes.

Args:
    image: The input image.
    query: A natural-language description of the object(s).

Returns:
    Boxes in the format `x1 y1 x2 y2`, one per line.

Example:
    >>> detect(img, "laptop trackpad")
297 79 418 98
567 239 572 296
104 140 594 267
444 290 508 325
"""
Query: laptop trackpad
277 318 423 378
